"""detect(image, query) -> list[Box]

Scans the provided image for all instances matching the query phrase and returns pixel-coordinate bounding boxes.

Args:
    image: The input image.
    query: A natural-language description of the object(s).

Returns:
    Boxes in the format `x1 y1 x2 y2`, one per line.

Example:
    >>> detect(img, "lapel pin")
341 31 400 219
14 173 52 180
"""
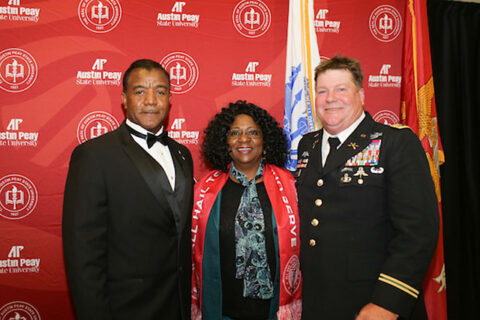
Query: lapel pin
360 134 367 138
177 150 185 160
347 142 359 150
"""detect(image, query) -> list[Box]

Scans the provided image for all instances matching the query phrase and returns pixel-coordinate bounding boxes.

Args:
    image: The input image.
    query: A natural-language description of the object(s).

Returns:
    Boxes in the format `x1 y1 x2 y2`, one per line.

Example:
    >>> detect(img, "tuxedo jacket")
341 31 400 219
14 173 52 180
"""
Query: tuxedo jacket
62 122 193 320
295 113 439 320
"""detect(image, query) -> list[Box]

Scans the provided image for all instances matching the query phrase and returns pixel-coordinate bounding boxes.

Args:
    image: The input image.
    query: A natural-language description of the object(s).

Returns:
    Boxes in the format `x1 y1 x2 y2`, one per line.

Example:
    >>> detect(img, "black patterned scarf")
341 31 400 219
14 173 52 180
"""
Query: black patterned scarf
230 161 273 299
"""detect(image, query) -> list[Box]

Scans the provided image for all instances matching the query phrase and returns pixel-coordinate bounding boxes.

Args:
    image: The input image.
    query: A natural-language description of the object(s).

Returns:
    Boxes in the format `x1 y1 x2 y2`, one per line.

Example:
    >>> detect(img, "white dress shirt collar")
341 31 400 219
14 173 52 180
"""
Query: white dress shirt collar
126 119 164 136
125 119 175 190
323 111 365 144
321 112 365 166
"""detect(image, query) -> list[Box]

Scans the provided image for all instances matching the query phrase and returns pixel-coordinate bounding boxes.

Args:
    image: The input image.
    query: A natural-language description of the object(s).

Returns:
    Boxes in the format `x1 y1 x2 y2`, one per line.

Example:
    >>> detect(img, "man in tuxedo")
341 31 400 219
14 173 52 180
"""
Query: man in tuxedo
295 56 439 320
63 59 193 320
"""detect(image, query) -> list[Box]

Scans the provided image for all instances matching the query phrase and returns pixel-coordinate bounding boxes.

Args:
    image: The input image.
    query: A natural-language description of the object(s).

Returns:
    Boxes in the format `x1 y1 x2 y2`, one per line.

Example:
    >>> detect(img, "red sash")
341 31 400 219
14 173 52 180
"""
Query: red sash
191 164 302 319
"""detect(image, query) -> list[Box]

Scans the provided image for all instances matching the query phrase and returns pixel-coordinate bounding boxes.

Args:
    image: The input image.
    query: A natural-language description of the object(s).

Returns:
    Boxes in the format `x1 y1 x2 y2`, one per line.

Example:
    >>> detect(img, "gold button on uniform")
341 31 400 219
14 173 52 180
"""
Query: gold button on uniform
317 179 324 187
311 218 319 226
309 239 316 246
315 199 323 206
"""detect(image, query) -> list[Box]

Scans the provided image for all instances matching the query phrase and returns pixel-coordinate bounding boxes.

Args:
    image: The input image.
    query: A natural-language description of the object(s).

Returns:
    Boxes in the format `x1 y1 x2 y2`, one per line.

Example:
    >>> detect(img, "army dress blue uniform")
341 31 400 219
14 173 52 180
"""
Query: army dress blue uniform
295 112 439 320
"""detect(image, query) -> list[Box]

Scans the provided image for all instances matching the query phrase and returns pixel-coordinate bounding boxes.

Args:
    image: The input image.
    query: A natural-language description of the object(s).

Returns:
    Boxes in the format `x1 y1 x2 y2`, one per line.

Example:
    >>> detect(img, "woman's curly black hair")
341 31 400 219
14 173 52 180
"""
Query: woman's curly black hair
202 100 288 172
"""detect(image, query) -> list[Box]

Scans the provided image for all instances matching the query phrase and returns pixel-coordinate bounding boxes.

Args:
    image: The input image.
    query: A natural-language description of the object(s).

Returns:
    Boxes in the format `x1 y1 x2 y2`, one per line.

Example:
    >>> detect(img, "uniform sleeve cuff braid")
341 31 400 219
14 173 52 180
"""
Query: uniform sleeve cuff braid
371 274 420 319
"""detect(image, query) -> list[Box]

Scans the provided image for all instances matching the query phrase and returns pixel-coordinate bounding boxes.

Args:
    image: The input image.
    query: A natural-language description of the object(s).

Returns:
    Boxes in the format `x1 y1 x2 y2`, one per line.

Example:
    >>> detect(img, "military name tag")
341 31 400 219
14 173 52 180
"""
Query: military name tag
345 139 381 166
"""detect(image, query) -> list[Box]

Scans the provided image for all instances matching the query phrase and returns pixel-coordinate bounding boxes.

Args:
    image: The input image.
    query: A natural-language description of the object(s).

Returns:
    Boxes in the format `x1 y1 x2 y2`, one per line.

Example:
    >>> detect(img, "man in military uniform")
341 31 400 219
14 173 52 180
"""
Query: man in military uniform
296 55 439 320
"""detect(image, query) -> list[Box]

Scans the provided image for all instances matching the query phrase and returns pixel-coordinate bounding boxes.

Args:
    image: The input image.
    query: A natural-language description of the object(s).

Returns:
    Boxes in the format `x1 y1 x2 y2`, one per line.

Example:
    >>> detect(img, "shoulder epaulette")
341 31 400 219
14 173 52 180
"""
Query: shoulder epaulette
390 124 410 130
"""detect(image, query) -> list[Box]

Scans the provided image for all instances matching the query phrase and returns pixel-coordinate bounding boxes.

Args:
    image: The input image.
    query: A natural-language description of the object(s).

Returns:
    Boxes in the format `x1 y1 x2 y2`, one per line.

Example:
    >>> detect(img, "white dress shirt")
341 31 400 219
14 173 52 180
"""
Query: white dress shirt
321 112 365 166
126 119 176 190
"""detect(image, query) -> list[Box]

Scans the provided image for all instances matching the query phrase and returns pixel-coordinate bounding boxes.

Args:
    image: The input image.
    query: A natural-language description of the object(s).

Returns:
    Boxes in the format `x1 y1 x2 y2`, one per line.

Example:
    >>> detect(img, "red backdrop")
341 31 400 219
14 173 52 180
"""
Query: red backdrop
0 0 404 318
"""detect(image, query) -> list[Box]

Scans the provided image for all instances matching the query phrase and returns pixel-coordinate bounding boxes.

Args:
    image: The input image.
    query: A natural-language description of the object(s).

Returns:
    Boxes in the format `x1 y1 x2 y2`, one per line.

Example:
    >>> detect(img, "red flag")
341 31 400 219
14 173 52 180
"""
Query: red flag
401 0 447 319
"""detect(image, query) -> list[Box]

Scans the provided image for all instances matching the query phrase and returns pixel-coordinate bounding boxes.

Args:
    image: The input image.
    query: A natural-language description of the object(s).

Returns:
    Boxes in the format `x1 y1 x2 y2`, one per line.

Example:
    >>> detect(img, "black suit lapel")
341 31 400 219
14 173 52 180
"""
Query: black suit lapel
167 139 188 194
322 115 376 175
118 123 173 207
118 123 192 240
165 138 193 243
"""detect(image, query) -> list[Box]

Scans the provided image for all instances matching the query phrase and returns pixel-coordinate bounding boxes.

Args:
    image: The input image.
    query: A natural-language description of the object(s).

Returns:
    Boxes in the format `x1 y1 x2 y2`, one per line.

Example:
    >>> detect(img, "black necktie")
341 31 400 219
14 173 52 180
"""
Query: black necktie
325 137 340 166
127 125 168 148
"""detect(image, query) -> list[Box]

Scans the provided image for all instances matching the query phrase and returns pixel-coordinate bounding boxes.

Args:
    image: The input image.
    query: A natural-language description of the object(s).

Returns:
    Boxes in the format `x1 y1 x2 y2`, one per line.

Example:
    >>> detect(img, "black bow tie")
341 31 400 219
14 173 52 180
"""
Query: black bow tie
127 125 168 148
146 132 168 148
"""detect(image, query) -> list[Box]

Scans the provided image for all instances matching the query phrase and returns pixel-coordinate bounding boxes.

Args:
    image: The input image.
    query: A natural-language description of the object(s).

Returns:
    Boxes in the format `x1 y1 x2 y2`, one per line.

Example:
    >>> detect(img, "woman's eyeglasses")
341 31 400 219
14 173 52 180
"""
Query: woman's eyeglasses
227 129 262 139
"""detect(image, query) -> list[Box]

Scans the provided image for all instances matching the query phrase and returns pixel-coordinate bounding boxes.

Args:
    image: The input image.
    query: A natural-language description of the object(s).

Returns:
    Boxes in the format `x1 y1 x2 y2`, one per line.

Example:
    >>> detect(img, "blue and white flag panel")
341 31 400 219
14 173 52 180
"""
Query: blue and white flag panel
284 0 321 171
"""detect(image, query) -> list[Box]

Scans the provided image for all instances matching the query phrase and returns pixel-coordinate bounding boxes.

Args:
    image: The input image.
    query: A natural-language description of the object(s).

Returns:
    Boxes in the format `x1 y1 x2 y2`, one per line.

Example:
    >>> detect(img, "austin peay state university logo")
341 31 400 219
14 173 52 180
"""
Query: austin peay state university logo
0 48 37 93
369 5 402 42
0 118 39 147
78 0 122 33
0 174 37 220
231 61 272 87
156 1 200 28
169 118 199 145
160 52 199 94
314 9 341 34
76 58 122 86
0 0 41 23
0 245 41 274
0 301 41 320
77 111 120 143
232 0 271 38
368 64 402 88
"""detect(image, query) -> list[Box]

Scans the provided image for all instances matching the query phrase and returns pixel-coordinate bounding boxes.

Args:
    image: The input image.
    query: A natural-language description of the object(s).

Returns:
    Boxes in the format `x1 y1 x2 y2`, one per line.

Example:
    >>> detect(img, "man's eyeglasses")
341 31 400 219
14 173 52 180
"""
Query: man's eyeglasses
227 129 262 139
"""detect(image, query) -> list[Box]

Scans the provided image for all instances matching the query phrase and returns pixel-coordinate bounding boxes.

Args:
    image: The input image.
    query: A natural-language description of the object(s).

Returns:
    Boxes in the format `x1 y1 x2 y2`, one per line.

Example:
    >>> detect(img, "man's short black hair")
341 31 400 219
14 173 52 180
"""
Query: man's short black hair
122 59 170 92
